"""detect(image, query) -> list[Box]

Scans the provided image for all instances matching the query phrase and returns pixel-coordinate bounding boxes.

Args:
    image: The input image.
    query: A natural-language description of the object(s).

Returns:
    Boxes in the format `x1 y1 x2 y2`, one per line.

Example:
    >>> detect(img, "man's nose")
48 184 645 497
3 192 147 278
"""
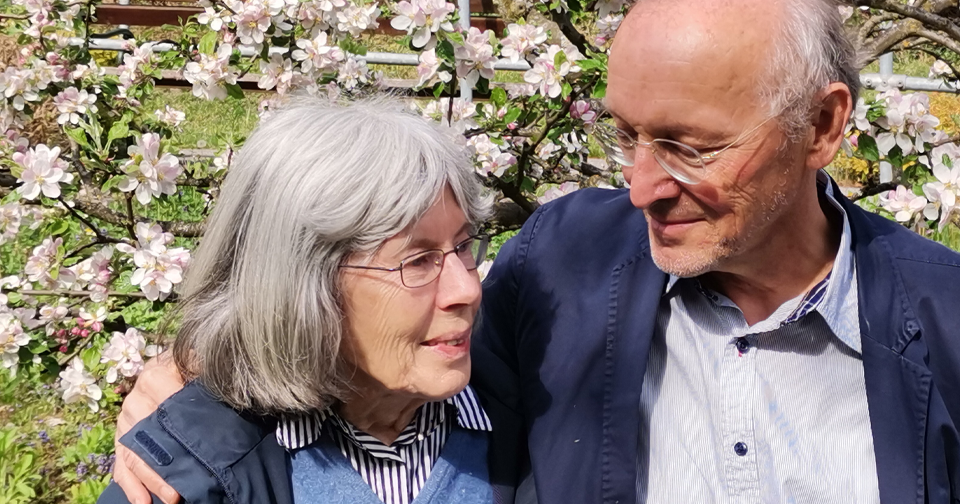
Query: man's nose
628 148 682 210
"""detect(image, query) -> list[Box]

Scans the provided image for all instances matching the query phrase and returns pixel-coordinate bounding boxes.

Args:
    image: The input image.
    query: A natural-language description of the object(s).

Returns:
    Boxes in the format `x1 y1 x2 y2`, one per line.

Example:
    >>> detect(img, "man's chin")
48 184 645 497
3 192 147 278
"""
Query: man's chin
648 240 719 278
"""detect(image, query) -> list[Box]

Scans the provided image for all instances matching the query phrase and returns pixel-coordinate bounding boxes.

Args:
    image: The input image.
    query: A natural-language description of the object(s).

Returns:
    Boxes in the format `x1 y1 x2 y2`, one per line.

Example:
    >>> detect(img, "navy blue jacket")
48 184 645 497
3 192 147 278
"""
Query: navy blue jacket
472 186 960 504
98 382 293 504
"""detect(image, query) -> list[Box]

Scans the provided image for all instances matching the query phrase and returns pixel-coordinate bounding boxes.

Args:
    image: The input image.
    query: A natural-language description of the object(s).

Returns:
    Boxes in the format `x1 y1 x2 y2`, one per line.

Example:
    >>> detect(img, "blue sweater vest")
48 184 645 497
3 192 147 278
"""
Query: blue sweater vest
289 426 494 504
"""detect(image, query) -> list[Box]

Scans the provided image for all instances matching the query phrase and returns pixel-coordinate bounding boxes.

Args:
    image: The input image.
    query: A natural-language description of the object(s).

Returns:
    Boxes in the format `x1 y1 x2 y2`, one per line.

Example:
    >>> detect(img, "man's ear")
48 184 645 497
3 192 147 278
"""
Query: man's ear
805 82 853 171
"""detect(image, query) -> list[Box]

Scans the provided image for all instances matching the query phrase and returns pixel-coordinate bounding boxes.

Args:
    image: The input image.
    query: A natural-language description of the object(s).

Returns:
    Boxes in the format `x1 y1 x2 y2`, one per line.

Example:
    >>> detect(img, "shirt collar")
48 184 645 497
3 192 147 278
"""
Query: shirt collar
275 385 492 450
664 170 861 353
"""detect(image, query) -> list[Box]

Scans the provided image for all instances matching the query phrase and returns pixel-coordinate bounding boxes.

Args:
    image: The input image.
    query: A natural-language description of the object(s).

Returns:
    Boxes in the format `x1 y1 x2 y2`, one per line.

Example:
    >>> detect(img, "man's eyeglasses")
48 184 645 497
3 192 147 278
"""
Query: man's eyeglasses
340 235 490 288
594 115 778 185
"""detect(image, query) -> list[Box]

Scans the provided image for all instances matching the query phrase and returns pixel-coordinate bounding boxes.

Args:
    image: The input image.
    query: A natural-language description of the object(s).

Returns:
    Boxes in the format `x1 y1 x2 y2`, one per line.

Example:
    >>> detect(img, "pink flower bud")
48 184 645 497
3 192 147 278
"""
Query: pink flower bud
59 345 68 353
507 122 518 130
80 329 89 338
70 327 81 336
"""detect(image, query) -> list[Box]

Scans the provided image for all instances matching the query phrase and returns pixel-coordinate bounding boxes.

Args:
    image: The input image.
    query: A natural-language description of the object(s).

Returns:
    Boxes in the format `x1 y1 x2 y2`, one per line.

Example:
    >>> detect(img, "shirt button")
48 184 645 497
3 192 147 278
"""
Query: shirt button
735 337 750 353
417 434 424 441
734 442 748 456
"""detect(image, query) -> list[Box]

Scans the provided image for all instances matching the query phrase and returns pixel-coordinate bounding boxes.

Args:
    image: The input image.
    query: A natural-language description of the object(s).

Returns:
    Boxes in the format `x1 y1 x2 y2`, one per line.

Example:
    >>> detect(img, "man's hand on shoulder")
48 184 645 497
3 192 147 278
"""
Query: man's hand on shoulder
114 353 186 504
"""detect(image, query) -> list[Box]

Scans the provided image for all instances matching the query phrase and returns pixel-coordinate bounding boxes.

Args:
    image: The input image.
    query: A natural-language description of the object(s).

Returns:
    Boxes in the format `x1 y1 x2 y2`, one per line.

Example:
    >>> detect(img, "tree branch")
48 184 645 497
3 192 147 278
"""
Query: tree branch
547 10 595 57
15 289 151 298
853 181 899 201
853 0 960 41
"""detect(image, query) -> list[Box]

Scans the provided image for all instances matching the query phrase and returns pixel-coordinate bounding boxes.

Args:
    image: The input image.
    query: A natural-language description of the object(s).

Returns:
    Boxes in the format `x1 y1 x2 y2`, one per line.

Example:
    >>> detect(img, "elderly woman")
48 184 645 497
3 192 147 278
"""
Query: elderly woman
97 97 496 504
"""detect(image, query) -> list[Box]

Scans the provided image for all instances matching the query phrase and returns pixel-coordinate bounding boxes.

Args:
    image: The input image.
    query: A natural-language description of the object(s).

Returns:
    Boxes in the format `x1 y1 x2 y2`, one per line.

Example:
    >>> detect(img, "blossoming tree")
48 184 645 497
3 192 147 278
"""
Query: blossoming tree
0 0 956 423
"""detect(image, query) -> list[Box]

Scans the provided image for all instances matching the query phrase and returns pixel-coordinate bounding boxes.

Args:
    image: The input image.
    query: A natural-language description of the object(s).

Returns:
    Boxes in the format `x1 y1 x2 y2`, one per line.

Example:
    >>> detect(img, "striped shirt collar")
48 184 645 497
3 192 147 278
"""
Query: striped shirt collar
276 385 492 450
665 170 861 353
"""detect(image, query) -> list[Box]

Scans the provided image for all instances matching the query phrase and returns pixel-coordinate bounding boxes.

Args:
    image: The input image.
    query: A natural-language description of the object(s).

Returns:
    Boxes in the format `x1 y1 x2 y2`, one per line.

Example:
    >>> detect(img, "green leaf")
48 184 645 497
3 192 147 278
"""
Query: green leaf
445 32 464 45
65 127 92 151
5 291 21 305
106 120 130 145
592 80 607 98
577 58 604 71
554 49 567 69
436 40 455 61
561 81 573 99
199 31 218 55
490 87 507 108
101 174 125 193
503 107 522 124
225 83 244 100
432 82 446 98
857 134 879 162
46 219 69 237
338 38 367 56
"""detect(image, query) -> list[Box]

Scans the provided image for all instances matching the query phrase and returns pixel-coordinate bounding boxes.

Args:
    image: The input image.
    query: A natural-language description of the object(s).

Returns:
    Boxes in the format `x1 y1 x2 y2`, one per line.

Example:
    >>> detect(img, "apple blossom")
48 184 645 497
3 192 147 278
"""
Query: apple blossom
879 185 928 223
101 327 148 383
13 143 73 200
922 163 960 230
258 52 294 93
59 357 102 412
454 27 497 87
117 133 183 205
416 48 451 87
524 45 575 98
183 44 238 101
500 23 548 64
155 105 185 128
537 181 580 205
77 306 106 332
292 32 345 73
0 313 28 376
53 87 97 125
929 60 953 79
390 0 456 48
336 4 380 37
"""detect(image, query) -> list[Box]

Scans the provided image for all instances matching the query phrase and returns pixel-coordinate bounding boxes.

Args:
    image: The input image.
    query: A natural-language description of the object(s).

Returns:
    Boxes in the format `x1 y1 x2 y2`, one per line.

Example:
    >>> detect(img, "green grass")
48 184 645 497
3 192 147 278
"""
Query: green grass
144 88 264 149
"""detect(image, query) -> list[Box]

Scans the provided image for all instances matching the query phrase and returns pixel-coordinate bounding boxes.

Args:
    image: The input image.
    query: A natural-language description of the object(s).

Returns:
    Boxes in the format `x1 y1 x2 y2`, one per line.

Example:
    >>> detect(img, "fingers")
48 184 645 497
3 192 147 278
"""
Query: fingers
115 445 181 504
112 353 187 504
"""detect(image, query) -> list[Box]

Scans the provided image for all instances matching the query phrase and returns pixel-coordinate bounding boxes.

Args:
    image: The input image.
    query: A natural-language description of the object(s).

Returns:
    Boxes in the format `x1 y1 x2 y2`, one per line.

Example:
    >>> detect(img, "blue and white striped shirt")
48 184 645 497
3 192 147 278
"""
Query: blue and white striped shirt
277 386 491 504
637 173 881 503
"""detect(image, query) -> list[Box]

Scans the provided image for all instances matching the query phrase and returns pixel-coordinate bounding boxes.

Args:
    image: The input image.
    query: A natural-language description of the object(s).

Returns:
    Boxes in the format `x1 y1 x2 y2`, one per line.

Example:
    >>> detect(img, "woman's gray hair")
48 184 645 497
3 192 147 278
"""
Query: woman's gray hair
761 0 861 140
172 96 491 414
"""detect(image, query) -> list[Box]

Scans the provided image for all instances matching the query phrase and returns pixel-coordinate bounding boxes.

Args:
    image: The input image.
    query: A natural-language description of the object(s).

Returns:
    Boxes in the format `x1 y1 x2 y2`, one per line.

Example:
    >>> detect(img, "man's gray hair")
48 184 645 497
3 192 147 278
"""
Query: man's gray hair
171 96 491 414
763 0 861 140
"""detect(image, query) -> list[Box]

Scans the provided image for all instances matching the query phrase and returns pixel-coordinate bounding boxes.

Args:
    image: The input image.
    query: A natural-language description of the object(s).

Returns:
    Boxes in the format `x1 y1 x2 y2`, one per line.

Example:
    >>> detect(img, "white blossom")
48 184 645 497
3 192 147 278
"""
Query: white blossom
101 327 148 383
390 0 456 48
13 144 73 200
500 23 547 63
879 185 928 223
454 27 497 87
53 87 97 125
0 313 28 377
183 44 237 100
117 133 183 205
59 357 102 412
154 105 185 128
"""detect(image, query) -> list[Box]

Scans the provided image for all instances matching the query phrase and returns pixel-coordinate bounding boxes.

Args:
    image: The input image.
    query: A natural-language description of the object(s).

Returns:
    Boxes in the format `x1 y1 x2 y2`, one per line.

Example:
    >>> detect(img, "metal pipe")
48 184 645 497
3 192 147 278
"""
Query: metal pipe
457 0 472 102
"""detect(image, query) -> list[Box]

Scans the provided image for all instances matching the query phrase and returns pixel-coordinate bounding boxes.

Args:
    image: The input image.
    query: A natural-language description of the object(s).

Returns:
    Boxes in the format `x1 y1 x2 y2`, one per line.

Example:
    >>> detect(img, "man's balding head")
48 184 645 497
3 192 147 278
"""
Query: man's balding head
613 0 859 139
603 0 857 279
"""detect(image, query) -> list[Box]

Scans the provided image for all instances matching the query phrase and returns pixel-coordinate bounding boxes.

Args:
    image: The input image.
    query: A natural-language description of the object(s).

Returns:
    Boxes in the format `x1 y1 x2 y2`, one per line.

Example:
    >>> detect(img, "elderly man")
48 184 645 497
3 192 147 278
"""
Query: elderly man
476 0 960 502
112 0 959 502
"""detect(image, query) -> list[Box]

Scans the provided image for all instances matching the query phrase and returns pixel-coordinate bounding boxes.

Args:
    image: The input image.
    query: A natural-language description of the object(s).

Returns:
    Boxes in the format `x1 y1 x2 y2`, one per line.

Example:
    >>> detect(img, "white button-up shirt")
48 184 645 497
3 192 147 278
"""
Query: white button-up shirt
637 173 881 504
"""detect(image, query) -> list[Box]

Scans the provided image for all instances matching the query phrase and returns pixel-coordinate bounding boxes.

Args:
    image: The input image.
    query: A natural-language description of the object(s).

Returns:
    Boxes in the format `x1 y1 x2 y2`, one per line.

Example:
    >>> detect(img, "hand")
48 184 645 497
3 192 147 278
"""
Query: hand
113 352 186 504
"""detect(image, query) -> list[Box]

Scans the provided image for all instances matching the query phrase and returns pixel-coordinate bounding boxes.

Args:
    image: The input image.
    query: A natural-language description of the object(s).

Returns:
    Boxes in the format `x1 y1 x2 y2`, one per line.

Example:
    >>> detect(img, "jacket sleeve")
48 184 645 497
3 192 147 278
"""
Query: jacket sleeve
100 389 228 504
472 211 543 504
97 482 165 504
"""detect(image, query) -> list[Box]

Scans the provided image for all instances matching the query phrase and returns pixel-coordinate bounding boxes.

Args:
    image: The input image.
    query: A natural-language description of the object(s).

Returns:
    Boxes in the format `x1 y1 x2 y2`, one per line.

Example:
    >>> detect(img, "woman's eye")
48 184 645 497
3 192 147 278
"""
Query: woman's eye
406 255 432 268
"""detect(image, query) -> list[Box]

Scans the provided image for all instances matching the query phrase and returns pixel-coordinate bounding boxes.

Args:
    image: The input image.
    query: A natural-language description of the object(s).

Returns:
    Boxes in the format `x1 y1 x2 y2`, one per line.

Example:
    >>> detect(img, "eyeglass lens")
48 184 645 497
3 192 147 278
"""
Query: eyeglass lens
400 237 489 288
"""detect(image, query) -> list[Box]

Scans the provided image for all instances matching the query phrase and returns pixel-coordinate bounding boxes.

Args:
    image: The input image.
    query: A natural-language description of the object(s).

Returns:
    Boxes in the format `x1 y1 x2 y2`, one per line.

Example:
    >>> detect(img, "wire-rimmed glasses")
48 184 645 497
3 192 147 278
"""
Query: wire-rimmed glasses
593 115 778 185
340 235 490 288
